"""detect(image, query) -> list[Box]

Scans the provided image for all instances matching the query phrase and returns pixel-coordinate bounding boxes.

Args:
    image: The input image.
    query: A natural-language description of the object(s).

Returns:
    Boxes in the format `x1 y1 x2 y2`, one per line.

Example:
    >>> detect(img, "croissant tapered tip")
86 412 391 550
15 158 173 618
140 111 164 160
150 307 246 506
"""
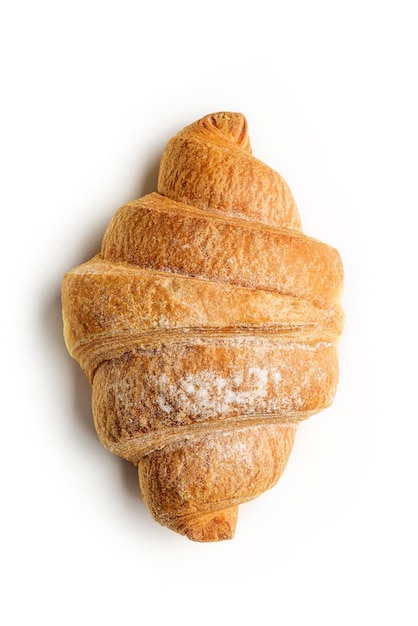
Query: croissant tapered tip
177 506 239 543
199 112 251 152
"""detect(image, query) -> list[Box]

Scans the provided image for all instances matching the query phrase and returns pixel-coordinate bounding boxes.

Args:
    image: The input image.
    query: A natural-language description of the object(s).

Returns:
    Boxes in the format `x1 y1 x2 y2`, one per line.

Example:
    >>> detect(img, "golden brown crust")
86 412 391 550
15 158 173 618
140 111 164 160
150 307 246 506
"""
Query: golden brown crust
61 112 344 541
62 255 343 382
101 192 342 305
91 337 338 461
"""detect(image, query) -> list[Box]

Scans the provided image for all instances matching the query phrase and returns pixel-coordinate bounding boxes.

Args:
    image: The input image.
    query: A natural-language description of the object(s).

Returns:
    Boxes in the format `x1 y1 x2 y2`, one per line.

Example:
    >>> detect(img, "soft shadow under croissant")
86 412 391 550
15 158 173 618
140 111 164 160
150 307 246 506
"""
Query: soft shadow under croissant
62 112 344 542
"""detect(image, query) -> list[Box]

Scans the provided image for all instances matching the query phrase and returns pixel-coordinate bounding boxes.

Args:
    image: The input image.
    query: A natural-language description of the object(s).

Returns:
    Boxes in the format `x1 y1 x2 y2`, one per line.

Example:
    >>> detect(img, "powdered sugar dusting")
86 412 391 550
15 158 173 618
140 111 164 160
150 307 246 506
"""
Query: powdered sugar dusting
151 338 336 424
157 367 280 419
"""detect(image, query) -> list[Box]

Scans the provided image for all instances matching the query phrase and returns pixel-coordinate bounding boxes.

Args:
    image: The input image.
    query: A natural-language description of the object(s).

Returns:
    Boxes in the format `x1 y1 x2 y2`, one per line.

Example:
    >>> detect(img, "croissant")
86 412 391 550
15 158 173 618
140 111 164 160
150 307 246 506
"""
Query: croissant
62 112 344 542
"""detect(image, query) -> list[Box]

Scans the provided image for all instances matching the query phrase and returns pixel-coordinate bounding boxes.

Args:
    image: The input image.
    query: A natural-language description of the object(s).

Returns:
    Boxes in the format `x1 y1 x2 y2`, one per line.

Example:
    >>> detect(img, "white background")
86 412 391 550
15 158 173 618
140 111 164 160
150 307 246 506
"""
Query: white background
2 1 417 624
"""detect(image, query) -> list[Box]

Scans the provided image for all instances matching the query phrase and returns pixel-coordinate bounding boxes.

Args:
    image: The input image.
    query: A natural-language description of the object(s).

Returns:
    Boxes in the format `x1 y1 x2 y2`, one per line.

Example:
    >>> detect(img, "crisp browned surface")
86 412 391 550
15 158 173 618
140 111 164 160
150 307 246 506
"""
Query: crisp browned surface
62 256 343 383
101 193 342 305
62 112 344 541
91 337 339 459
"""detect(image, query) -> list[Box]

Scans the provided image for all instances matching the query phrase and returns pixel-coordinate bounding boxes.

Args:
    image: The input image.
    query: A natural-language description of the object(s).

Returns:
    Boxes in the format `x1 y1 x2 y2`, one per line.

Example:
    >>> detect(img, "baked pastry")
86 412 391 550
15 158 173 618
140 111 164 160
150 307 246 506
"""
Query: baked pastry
62 112 344 541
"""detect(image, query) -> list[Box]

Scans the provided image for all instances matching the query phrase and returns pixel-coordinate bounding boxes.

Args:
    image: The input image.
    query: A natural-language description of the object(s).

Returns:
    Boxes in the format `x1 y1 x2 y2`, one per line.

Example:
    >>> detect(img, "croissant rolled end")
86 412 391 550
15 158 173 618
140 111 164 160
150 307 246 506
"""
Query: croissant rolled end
203 112 251 151
174 506 239 543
